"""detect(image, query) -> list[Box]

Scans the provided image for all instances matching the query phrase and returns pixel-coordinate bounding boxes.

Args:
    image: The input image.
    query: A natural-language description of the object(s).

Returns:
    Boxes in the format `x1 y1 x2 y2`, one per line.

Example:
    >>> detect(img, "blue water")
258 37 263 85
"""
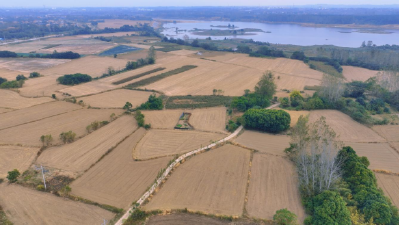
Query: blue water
99 45 141 56
162 21 399 48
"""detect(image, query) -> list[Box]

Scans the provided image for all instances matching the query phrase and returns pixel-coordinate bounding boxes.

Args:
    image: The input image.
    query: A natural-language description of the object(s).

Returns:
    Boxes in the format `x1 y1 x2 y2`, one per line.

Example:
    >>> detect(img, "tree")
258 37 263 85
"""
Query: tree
16 75 27 81
40 134 53 147
123 102 133 110
29 72 40 78
7 169 20 183
59 131 76 143
273 208 298 225
319 74 345 103
312 191 351 225
57 73 92 85
291 51 306 61
254 71 276 100
0 77 7 85
134 110 145 127
243 109 290 133
138 94 163 110
147 45 156 62
110 113 116 121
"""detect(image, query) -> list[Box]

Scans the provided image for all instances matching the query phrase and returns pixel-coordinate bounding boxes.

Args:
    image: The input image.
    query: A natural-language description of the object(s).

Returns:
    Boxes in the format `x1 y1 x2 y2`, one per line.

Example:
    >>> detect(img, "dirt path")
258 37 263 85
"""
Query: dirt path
114 103 280 225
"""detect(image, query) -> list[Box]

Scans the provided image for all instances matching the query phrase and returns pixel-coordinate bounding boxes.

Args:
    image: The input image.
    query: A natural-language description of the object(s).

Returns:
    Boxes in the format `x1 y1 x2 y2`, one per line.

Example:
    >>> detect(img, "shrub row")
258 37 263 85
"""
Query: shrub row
112 67 165 85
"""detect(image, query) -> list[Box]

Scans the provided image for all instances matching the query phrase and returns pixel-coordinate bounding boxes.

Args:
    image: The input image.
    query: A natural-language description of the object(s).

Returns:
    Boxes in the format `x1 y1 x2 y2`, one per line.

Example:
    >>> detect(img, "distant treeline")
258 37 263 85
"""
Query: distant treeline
71 24 160 37
0 50 80 59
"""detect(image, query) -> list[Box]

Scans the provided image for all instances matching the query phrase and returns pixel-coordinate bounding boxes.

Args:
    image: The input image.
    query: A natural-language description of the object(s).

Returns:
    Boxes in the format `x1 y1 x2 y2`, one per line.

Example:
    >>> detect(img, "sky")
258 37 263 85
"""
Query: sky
0 0 398 7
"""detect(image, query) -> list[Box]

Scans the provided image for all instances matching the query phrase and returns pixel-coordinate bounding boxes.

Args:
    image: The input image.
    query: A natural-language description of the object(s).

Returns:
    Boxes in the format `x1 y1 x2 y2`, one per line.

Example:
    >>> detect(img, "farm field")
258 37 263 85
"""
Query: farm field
144 144 250 216
0 68 29 80
342 66 378 82
0 58 70 73
147 213 229 225
344 142 399 173
134 129 226 159
0 108 122 146
97 19 152 29
0 145 39 178
77 89 152 108
71 128 173 209
283 110 310 127
0 184 115 225
188 107 227 133
0 108 14 113
0 89 54 109
116 49 149 60
37 115 137 172
142 109 183 129
375 173 399 207
246 154 305 222
0 101 81 130
18 75 68 97
235 130 290 156
372 125 399 142
309 110 386 142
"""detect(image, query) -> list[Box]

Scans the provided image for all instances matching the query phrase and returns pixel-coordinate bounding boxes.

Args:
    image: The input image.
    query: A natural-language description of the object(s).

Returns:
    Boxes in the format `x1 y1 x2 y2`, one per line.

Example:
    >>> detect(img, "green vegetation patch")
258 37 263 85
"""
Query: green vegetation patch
126 65 197 89
112 67 165 85
166 95 233 109
309 60 343 78
57 73 92 85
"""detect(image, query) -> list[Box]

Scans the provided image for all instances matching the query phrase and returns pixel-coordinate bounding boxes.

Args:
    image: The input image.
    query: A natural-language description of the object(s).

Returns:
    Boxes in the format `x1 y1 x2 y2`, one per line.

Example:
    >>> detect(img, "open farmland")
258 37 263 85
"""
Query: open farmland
37 116 137 172
117 49 149 60
18 75 68 97
344 142 399 173
71 128 173 209
97 19 152 29
0 108 122 146
283 110 310 127
0 68 29 80
309 110 385 142
0 58 70 73
0 101 81 130
246 154 305 222
142 110 183 129
144 144 250 216
0 146 39 178
188 107 227 133
40 55 129 78
147 213 230 225
375 173 399 207
235 130 290 156
342 66 378 82
77 89 152 108
134 130 226 159
0 184 115 225
0 89 54 109
372 125 399 142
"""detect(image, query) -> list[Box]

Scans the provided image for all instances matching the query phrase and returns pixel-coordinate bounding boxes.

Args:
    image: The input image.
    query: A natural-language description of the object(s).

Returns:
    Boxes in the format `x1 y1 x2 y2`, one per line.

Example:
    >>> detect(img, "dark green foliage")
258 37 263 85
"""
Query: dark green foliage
309 64 317 70
0 77 7 85
249 46 285 57
126 65 197 89
0 51 18 58
231 93 270 112
237 45 252 53
7 169 20 183
311 191 351 225
29 72 40 78
125 209 148 224
273 208 297 225
112 67 165 85
123 102 133 110
57 73 92 85
44 51 80 59
16 74 27 81
309 57 343 73
226 120 239 132
138 94 163 110
52 94 56 99
166 95 233 109
291 51 307 60
243 109 290 133
135 110 145 127
59 131 76 143
0 80 24 89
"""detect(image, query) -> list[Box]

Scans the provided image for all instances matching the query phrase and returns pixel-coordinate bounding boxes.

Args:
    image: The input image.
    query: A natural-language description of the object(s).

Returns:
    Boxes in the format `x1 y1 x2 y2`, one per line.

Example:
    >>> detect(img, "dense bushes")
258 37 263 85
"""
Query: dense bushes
0 51 18 58
44 51 80 59
249 46 285 57
59 131 76 143
309 191 352 225
231 92 270 112
0 80 24 89
29 72 40 78
243 109 290 133
138 94 163 110
57 73 92 85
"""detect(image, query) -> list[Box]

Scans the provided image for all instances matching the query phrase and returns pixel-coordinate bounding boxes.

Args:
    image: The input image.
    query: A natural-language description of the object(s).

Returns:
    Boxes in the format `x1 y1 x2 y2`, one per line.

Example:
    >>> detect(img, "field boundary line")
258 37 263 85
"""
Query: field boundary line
114 103 279 225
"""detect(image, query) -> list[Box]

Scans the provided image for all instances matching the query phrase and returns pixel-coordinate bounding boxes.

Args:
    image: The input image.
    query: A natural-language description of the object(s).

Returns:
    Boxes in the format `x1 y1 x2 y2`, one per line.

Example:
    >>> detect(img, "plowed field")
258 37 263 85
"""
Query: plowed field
77 89 152 108
375 173 399 207
235 130 290 156
0 146 39 178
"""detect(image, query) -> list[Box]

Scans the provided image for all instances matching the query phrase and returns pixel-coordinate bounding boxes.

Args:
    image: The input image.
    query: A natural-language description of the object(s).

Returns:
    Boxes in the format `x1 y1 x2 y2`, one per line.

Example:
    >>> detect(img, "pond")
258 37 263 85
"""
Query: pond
99 45 141 56
161 20 399 48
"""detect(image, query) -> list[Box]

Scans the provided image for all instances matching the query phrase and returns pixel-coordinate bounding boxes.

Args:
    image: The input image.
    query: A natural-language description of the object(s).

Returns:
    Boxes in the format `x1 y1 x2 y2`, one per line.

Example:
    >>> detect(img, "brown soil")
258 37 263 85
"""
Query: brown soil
375 173 399 207
235 130 290 156
0 146 39 178
77 89 153 108
0 89 54 109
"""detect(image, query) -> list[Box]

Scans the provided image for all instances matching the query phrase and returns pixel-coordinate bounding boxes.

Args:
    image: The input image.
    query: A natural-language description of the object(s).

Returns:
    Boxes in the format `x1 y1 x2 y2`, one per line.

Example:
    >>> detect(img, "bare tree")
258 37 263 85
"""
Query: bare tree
375 70 399 92
319 74 345 103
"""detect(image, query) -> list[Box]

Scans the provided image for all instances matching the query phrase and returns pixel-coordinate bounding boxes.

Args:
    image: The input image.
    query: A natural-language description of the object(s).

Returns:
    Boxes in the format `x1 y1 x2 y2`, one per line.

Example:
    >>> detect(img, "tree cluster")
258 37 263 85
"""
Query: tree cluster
57 73 92 85
59 131 76 144
249 46 285 58
138 94 163 110
243 109 290 133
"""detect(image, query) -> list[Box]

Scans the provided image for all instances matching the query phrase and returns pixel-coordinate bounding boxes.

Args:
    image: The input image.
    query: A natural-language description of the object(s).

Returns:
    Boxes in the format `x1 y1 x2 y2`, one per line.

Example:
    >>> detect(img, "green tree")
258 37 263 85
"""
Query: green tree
29 72 40 78
123 102 133 110
148 45 156 62
254 71 277 100
16 74 27 81
6 169 20 183
312 191 351 225
40 134 53 147
59 131 76 143
273 208 298 225
243 109 290 133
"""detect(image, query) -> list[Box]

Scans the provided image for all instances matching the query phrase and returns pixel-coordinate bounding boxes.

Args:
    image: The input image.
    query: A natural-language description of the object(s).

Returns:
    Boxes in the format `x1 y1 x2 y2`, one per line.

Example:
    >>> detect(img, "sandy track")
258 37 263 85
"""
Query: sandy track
77 89 152 108
0 101 81 130
235 130 290 156
309 110 385 143
37 116 137 172
342 66 378 82
375 173 399 207
134 129 226 159
246 154 305 222
0 146 39 178
0 89 54 109
344 142 399 173
71 128 172 209
0 184 114 225
144 144 250 216
0 108 123 146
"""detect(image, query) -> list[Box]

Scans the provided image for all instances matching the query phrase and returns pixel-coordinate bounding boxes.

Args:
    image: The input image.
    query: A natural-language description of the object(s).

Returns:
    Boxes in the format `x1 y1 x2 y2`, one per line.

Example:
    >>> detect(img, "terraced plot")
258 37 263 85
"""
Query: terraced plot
342 66 378 82
71 128 172 209
142 110 183 129
0 184 115 225
375 173 399 207
235 130 290 156
0 58 70 73
188 107 227 133
372 125 399 142
246 154 305 223
134 130 226 159
144 144 250 216
37 116 137 172
18 75 68 97
147 213 229 225
77 89 153 108
0 146 39 178
0 89 54 109
0 108 122 146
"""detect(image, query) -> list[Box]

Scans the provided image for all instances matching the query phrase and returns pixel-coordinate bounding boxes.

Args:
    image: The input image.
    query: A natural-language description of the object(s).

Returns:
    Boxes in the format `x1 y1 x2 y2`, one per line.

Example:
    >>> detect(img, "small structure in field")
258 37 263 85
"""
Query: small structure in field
175 112 193 130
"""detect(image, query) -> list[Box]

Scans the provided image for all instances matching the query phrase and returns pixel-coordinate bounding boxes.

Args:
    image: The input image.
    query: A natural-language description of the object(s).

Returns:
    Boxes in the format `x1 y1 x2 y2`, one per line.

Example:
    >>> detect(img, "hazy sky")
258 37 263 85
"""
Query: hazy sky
0 0 398 7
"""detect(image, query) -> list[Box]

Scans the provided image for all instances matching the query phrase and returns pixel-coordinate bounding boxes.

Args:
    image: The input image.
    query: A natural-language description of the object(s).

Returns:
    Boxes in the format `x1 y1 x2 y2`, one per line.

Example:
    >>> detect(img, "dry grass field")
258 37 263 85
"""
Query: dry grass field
246 154 305 222
235 130 290 156
342 66 378 82
309 110 385 142
372 125 399 142
142 110 183 129
283 110 310 127
188 107 227 133
0 184 115 225
0 108 122 146
144 144 250 216
375 173 399 207
0 101 81 130
97 19 152 29
77 89 152 108
0 58 70 73
71 128 173 209
147 213 230 225
0 89 54 109
18 75 68 97
344 142 399 173
40 55 129 78
134 130 226 159
37 116 137 172
0 146 39 178
116 49 149 60
0 68 29 80
0 108 14 113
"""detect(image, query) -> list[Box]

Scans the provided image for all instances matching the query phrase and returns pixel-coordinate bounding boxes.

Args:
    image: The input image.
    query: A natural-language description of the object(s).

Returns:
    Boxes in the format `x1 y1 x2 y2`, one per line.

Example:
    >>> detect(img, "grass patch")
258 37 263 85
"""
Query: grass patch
112 67 165 85
309 60 343 78
304 85 321 91
42 44 62 49
126 65 197 89
156 46 184 52
0 206 13 225
99 45 141 56
166 95 233 109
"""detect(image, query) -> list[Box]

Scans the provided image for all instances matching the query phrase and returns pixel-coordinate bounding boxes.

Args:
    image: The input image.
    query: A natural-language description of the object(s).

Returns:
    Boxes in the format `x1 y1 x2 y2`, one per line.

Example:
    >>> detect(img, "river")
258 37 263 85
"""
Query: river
161 20 399 48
